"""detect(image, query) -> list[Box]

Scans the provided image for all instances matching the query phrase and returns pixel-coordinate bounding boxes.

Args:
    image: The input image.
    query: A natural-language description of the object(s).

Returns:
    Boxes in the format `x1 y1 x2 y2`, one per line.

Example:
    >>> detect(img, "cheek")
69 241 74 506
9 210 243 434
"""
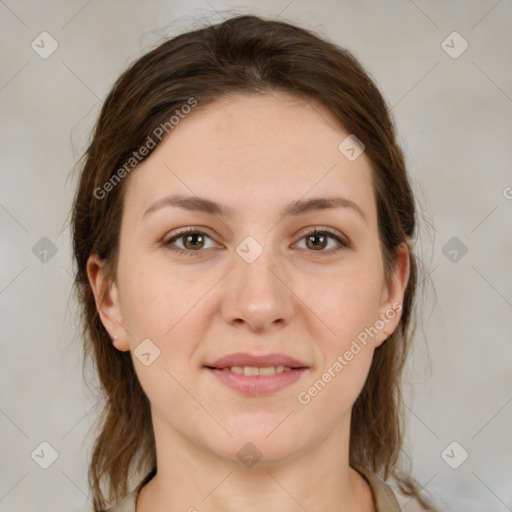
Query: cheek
119 259 209 340
296 331 374 426
117 258 216 390
311 256 384 411
117 262 207 412
306 263 384 346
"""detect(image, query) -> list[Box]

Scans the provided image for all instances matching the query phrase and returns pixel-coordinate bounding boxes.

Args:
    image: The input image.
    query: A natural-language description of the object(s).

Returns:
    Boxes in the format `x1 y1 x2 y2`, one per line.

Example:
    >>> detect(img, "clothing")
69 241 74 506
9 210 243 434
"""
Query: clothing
104 465 401 512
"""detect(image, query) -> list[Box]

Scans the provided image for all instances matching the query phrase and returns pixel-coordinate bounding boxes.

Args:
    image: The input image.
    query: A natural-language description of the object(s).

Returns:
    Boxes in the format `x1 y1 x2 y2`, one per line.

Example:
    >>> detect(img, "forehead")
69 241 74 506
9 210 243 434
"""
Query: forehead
123 92 376 225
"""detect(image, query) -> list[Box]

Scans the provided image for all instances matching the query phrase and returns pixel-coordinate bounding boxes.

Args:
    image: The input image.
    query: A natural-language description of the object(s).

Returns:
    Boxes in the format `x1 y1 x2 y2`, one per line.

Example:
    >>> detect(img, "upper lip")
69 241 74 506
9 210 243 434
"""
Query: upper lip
205 352 309 369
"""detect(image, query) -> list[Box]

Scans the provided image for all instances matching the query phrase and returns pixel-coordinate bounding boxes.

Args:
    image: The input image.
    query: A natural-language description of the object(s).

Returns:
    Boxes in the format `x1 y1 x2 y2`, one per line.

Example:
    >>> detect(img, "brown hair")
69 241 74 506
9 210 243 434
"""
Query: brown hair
71 14 436 511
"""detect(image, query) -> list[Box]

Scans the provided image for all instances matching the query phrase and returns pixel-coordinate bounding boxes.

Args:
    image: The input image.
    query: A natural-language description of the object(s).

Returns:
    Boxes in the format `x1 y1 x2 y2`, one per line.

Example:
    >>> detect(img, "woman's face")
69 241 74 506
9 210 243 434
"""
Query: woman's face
89 92 409 465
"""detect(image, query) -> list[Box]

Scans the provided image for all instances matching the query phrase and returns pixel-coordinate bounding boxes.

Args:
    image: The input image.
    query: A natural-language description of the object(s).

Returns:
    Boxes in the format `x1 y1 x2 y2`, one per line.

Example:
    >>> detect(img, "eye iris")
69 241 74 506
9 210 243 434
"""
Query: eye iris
306 233 327 251
184 232 204 250
174 231 336 252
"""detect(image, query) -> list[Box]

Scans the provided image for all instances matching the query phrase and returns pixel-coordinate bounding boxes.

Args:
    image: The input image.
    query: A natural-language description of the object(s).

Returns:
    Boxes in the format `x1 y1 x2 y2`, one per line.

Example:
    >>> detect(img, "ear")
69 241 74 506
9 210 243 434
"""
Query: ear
86 254 130 352
373 243 411 347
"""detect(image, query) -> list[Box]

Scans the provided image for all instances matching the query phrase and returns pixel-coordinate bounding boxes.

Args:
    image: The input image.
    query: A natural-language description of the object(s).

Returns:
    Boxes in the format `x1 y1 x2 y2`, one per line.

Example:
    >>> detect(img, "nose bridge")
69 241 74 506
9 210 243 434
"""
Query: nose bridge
221 234 294 330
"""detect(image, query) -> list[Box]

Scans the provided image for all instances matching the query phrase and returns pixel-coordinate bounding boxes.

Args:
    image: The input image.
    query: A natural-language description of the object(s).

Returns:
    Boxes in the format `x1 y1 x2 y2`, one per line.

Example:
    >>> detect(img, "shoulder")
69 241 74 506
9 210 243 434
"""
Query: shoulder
388 485 428 512
102 469 427 512
353 464 426 512
103 468 155 512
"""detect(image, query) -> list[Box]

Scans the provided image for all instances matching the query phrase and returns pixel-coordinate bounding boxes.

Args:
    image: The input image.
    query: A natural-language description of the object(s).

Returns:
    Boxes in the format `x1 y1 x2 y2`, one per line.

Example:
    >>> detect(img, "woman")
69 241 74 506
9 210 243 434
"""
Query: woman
71 14 437 512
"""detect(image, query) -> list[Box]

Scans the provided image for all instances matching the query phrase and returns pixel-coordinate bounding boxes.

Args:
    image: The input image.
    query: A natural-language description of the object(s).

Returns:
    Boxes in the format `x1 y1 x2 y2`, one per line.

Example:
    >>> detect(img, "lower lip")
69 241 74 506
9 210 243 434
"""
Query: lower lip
205 367 307 395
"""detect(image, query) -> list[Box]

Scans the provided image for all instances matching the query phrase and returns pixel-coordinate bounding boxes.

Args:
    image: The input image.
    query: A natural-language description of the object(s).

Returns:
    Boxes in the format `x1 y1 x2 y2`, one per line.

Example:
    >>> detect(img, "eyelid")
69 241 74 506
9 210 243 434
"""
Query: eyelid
162 227 220 255
295 226 350 246
292 227 351 254
162 226 351 255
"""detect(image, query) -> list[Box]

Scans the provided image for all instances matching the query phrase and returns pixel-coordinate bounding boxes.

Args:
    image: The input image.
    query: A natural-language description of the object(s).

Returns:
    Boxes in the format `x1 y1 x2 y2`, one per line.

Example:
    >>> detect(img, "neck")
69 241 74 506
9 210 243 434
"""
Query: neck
136 413 375 512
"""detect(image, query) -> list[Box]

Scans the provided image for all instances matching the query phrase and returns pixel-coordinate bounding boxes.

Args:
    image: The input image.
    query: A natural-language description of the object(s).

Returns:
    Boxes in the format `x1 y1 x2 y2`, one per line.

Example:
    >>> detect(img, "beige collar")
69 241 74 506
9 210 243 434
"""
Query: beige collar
353 464 402 512
106 466 401 512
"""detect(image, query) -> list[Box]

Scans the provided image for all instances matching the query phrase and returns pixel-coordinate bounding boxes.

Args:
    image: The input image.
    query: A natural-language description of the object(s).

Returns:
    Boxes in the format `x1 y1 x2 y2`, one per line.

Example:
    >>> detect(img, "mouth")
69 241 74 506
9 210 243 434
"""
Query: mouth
205 365 297 376
205 351 309 370
203 352 309 395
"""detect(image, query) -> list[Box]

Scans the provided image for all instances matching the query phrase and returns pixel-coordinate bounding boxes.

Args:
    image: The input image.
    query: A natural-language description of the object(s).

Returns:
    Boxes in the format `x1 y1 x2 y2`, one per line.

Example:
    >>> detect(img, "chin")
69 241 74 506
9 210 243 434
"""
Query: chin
217 439 303 469
202 419 310 468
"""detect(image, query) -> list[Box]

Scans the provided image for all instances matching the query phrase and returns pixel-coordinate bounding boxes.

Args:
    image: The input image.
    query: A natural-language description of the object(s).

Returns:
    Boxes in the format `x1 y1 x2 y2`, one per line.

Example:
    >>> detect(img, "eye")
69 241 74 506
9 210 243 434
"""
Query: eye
163 227 350 257
163 228 217 256
295 228 350 253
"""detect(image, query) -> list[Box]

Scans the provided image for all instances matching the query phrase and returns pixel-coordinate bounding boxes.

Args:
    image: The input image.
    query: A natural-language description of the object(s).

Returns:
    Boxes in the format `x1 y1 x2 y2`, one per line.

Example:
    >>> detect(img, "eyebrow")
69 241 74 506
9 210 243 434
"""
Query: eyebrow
142 194 367 224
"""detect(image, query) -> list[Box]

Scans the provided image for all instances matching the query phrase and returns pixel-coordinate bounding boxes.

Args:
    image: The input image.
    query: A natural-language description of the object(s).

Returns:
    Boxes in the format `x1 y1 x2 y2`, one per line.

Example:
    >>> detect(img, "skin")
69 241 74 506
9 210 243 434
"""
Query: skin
87 91 410 512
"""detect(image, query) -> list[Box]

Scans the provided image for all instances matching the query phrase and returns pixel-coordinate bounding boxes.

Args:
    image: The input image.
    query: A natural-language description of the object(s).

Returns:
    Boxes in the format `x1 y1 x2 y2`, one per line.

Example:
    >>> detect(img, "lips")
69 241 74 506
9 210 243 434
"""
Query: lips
204 352 309 395
205 352 309 370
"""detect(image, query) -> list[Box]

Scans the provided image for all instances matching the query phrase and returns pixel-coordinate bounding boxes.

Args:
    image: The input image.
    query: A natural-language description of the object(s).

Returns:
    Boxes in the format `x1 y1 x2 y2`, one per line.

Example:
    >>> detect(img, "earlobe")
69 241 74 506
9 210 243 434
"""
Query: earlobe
113 335 130 352
86 254 130 352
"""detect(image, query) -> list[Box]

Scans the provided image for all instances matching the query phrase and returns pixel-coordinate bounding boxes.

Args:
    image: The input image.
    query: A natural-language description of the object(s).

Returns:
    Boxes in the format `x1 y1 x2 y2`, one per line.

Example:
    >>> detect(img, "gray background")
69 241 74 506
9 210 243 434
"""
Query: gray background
1 1 511 511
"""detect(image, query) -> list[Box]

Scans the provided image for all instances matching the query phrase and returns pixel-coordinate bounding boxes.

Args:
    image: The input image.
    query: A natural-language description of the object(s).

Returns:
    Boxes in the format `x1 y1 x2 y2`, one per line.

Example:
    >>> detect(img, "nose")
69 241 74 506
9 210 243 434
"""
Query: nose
220 245 295 333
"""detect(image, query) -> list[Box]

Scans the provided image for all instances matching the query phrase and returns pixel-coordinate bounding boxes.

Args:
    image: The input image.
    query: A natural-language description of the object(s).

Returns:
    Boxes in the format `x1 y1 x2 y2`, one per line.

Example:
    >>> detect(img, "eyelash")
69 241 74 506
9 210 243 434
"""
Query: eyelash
162 227 350 257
